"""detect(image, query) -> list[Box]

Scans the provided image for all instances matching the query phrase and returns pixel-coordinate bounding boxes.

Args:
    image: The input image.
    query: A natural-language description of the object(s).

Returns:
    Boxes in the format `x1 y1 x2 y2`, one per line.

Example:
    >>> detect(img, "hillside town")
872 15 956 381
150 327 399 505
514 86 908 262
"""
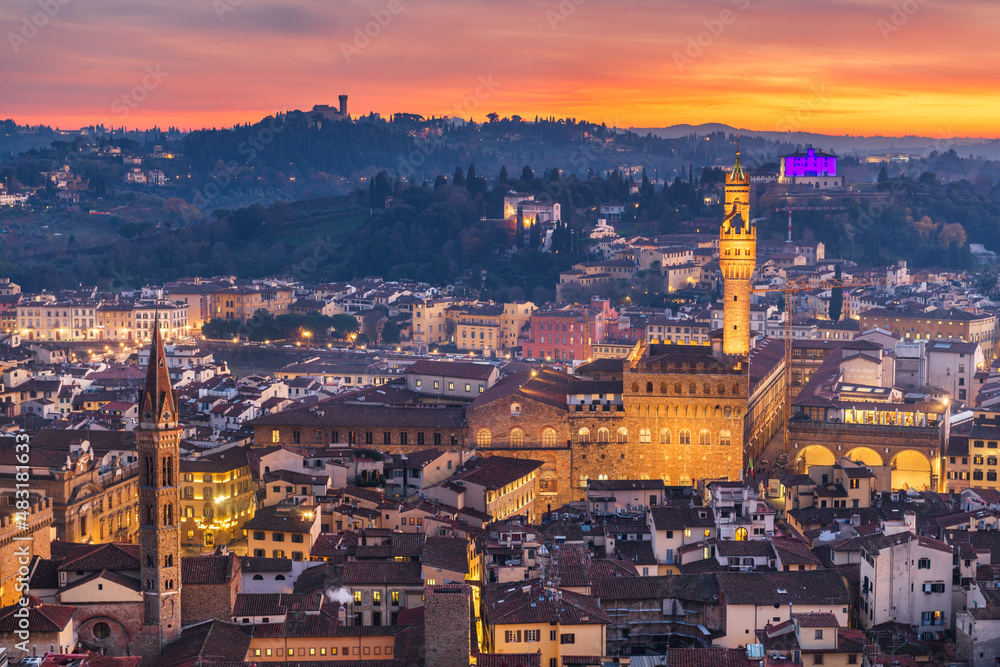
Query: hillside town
4 150 1000 667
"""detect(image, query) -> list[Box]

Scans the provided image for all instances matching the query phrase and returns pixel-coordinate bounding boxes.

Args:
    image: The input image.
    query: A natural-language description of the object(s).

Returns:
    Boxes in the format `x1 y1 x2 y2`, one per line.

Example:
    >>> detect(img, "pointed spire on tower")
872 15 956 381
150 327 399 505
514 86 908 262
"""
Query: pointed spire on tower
729 135 747 184
137 312 177 430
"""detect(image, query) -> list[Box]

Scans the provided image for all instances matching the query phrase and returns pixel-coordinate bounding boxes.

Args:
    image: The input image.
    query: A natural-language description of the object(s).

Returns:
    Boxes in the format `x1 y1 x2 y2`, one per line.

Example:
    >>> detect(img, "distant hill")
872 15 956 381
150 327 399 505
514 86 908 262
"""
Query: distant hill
633 123 1000 159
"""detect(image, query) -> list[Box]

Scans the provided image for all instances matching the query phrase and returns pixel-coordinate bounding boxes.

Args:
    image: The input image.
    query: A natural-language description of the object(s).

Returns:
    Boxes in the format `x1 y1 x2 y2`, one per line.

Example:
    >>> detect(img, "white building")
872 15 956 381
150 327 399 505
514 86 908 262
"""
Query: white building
859 531 953 639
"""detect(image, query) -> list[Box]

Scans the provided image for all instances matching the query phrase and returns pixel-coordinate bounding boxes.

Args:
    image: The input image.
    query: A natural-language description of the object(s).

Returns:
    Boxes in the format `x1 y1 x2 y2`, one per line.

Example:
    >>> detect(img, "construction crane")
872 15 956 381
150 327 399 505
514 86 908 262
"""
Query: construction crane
775 206 847 243
753 274 890 464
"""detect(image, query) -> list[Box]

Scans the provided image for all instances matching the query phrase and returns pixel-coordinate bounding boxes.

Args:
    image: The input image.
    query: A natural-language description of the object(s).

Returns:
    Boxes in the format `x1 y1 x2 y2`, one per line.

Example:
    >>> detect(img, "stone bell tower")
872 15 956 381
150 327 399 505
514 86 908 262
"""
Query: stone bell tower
719 145 756 356
135 316 182 659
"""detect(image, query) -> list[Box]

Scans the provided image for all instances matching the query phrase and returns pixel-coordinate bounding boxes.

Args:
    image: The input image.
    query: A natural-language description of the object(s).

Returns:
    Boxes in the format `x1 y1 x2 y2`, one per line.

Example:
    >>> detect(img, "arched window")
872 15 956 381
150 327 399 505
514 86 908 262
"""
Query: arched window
674 382 681 394
735 527 748 541
718 383 725 395
631 382 639 393
732 383 740 395
617 428 628 444
275 574 286 580
699 429 711 445
597 428 610 443
639 473 650 480
719 430 732 446
476 429 492 447
646 382 653 393
703 383 711 395
541 427 557 447
252 574 264 581
662 474 671 485
510 403 521 416
510 428 525 447
679 429 691 445
639 428 651 443
578 428 590 443
679 475 692 486
689 383 696 394
659 428 670 444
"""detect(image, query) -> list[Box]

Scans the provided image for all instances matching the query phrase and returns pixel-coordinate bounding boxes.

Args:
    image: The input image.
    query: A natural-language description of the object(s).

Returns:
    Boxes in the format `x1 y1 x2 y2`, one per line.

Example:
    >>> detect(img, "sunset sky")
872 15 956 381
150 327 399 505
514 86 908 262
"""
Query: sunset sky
4 0 999 137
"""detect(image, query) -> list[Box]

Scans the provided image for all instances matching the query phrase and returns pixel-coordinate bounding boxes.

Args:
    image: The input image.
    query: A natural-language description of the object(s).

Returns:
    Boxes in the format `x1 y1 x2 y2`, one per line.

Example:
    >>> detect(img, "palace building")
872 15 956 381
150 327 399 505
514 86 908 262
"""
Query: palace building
251 149 783 509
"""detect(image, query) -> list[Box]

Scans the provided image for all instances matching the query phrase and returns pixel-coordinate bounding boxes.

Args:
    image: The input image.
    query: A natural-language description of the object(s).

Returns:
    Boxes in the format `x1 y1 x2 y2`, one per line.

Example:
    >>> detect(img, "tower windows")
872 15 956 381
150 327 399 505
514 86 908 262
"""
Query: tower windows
679 430 691 445
597 428 610 443
720 430 732 446
617 428 629 444
639 429 651 443
659 429 670 444
699 430 711 445
646 382 653 393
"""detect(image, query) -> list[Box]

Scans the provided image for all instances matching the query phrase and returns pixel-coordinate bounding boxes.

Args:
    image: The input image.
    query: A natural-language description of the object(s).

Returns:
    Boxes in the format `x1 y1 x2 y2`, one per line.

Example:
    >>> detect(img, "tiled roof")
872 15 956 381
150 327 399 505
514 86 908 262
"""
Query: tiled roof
771 538 823 566
716 570 851 606
232 593 323 617
716 540 776 558
453 456 543 490
239 556 293 573
60 569 140 594
342 561 423 586
158 620 253 667
405 359 498 381
179 446 251 473
29 557 61 589
794 612 840 627
57 543 140 572
0 601 76 632
248 611 340 638
292 562 337 596
614 540 657 566
244 506 316 533
857 531 952 556
423 536 469 574
664 648 752 667
649 505 715 531
485 581 610 626
469 369 574 410
182 554 237 585
249 399 465 430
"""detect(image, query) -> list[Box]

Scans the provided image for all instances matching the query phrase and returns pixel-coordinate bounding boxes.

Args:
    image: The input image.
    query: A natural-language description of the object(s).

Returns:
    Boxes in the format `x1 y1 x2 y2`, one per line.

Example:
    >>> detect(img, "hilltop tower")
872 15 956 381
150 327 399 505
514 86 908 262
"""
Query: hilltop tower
135 317 182 657
719 145 756 356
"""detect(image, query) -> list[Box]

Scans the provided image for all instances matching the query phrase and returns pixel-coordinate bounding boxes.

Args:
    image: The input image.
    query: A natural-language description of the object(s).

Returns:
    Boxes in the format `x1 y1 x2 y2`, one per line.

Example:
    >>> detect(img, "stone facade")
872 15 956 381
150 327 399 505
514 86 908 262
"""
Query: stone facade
181 556 242 625
424 585 473 667
135 323 184 662
74 601 146 658
0 498 53 607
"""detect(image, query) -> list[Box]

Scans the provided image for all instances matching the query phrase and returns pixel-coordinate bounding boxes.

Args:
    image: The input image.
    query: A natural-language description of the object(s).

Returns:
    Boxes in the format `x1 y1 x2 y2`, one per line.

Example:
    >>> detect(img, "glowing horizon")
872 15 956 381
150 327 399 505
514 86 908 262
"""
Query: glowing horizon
3 0 999 138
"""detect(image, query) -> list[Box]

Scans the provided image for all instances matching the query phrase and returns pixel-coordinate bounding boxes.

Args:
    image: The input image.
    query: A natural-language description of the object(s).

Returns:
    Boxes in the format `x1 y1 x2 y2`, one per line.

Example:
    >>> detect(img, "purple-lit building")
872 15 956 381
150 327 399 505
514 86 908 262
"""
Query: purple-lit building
780 147 838 178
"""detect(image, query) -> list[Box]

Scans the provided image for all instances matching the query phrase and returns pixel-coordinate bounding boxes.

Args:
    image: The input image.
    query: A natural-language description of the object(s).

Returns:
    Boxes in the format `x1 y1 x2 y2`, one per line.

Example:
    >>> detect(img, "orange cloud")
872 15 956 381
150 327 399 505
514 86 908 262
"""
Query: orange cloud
1 0 997 136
